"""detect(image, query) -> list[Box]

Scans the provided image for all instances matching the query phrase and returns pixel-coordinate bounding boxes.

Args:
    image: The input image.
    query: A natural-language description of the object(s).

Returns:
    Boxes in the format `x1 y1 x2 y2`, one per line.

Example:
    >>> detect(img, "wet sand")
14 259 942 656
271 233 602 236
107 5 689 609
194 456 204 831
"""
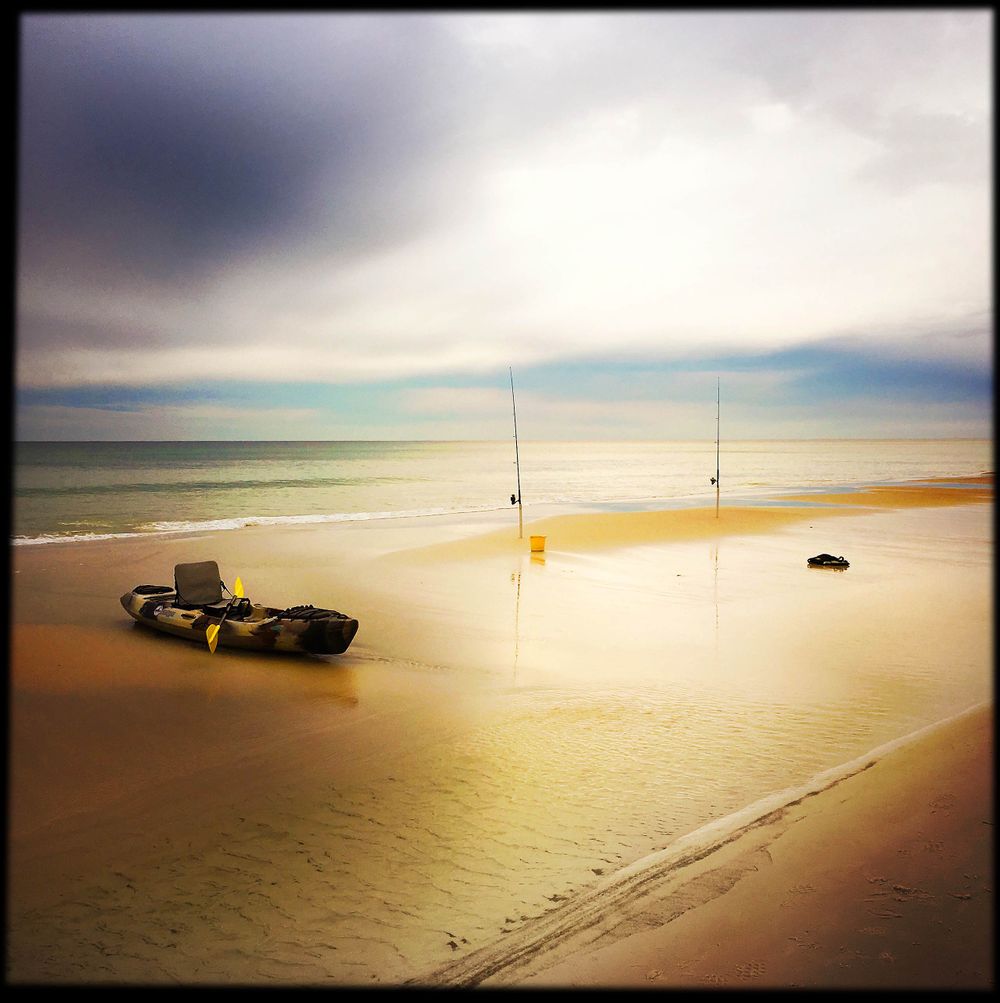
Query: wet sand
781 479 994 509
6 478 993 986
464 705 994 989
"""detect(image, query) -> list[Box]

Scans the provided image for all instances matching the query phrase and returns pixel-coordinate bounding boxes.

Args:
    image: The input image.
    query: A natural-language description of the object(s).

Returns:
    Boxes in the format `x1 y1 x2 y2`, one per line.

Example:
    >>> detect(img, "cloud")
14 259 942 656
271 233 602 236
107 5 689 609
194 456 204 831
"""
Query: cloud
19 15 469 275
15 11 993 438
16 346 990 441
400 386 511 417
747 102 796 134
15 402 323 441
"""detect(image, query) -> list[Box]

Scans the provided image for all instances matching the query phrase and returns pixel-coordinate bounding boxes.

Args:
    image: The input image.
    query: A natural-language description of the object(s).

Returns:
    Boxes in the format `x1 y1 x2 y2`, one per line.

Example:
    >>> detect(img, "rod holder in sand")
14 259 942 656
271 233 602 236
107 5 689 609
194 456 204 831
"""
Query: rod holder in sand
530 535 546 553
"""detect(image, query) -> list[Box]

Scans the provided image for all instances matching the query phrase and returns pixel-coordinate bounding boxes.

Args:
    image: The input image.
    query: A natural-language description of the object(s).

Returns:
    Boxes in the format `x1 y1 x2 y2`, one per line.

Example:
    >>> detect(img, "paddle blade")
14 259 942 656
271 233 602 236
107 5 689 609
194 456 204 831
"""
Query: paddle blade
205 623 220 653
234 577 244 598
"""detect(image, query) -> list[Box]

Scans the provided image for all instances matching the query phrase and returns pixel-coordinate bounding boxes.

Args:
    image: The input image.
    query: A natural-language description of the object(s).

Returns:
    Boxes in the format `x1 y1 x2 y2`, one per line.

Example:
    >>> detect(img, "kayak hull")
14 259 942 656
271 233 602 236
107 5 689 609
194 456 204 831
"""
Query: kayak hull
120 585 359 655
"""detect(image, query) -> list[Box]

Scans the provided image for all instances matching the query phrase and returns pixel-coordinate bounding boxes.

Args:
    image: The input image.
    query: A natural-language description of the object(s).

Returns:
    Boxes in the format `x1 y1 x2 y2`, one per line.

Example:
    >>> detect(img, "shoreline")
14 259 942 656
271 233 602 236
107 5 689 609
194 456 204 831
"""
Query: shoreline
419 702 993 987
506 703 995 990
10 472 993 550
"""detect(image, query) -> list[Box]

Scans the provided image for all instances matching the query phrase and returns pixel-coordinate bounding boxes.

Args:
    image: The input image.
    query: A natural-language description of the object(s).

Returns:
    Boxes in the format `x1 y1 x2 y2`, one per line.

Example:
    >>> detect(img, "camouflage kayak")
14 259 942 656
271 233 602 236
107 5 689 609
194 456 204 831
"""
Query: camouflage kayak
120 561 359 655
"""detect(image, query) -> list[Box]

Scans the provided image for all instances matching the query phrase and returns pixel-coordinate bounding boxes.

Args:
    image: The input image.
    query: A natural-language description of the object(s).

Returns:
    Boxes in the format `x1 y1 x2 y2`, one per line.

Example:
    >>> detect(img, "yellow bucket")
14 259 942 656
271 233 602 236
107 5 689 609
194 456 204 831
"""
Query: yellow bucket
530 535 546 553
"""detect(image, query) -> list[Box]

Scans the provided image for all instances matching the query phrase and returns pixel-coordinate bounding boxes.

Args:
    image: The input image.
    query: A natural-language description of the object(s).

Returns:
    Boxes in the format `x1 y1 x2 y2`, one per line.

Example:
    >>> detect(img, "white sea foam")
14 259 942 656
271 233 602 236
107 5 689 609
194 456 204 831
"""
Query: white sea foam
12 530 159 547
11 503 511 545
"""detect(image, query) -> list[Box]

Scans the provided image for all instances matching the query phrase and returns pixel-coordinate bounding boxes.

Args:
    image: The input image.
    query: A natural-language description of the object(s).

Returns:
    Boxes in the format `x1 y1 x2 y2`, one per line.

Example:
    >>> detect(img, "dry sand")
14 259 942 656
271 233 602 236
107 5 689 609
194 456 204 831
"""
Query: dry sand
6 478 993 987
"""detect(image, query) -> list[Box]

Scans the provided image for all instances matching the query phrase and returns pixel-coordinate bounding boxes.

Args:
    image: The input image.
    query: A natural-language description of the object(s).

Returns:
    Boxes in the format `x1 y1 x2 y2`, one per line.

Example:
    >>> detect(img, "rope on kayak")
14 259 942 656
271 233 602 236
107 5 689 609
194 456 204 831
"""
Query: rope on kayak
278 604 347 620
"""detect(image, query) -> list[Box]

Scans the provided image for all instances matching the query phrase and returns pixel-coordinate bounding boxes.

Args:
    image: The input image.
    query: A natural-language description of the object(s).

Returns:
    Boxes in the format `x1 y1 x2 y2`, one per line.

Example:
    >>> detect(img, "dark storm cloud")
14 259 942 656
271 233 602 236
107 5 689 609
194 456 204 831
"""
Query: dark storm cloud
17 306 153 351
15 10 776 297
19 13 473 288
19 11 772 355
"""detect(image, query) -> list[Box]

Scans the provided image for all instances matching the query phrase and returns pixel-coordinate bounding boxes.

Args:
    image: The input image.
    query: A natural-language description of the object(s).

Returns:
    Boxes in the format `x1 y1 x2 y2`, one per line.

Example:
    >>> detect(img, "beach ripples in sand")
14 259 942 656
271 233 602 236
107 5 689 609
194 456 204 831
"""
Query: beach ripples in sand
10 684 973 985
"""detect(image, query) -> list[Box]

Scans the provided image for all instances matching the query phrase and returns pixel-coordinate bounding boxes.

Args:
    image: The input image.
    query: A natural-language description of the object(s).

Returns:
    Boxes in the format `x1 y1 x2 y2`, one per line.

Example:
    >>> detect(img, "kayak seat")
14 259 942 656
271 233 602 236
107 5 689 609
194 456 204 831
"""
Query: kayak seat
174 560 226 608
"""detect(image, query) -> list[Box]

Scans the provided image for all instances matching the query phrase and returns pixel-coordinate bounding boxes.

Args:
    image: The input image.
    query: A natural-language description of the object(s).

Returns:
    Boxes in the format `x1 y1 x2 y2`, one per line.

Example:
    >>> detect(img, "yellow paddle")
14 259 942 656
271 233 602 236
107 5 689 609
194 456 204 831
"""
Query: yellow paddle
206 577 244 654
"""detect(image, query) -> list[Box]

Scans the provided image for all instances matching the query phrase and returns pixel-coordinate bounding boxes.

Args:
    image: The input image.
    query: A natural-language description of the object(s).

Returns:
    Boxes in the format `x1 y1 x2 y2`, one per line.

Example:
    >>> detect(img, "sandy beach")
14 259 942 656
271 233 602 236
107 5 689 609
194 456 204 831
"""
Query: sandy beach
6 477 993 987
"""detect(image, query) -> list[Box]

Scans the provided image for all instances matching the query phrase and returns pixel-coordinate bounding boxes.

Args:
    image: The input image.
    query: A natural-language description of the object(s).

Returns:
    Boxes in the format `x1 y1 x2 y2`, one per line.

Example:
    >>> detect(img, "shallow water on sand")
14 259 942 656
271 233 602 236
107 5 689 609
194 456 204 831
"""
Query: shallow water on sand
297 506 992 984
7 499 992 985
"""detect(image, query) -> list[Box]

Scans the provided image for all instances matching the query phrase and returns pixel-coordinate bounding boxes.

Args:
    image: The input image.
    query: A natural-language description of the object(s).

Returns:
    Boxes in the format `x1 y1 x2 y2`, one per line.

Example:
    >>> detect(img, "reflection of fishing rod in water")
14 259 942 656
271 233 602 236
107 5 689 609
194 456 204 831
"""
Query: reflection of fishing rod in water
509 366 523 539
712 540 720 638
511 570 521 685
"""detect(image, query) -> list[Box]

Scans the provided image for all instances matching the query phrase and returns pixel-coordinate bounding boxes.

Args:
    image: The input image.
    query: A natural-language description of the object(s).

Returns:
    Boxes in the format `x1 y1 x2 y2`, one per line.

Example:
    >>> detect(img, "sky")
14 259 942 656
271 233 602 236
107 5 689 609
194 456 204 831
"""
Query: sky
15 10 993 440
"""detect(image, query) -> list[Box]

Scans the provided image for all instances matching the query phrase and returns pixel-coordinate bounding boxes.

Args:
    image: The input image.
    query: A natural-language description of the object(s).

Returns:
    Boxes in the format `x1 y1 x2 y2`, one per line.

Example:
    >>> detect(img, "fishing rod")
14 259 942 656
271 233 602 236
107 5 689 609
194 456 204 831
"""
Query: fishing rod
509 366 523 539
708 378 720 514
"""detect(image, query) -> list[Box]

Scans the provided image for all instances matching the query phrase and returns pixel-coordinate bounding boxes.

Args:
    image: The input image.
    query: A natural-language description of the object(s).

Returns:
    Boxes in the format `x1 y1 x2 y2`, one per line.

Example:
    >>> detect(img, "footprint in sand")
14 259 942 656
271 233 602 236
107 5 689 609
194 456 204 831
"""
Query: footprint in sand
860 926 886 936
891 883 931 902
701 973 727 986
645 969 662 981
788 935 818 950
735 961 765 980
879 951 896 963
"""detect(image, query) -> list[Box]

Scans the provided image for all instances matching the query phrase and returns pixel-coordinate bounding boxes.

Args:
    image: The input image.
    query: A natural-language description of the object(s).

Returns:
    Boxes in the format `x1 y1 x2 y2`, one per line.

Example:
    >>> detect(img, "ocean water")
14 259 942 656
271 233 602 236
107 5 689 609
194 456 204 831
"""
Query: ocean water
11 438 993 545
